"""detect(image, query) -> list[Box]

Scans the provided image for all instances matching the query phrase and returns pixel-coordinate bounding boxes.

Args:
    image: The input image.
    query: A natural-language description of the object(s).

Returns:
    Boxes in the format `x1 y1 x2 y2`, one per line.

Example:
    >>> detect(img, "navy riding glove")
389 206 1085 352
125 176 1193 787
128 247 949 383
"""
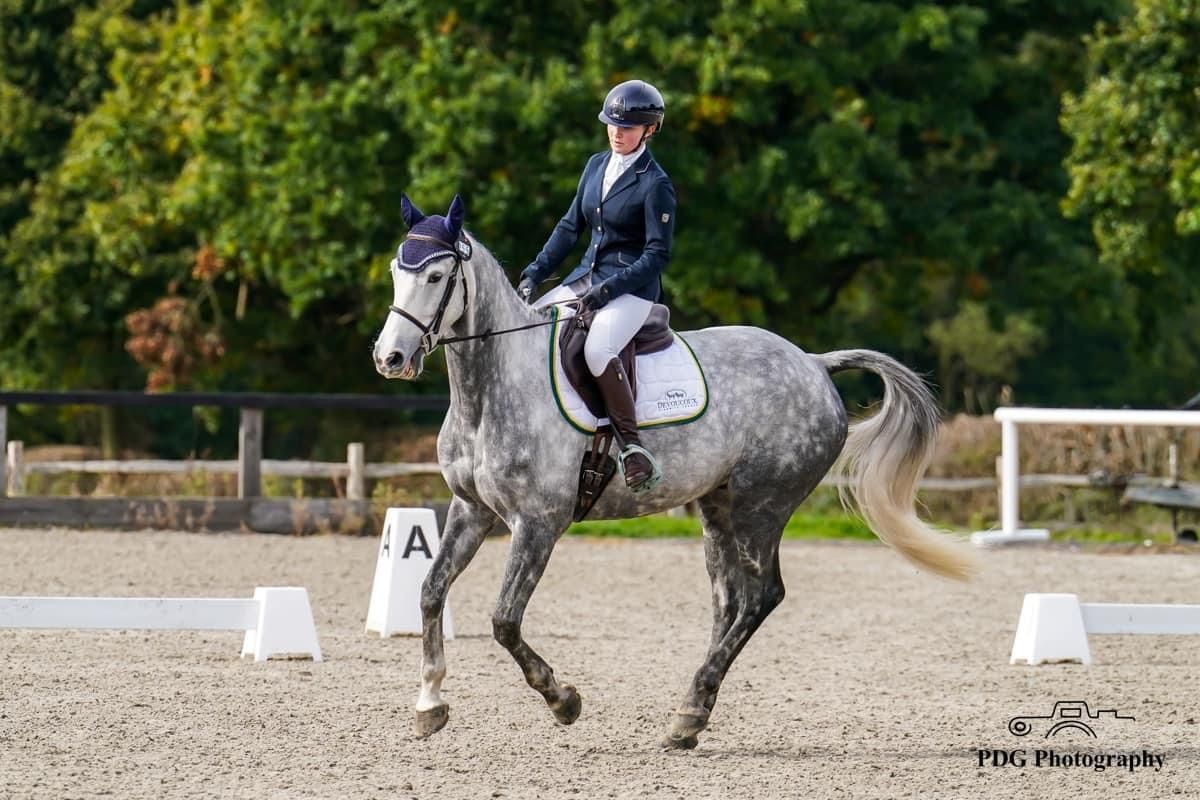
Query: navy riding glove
580 283 612 312
516 276 537 305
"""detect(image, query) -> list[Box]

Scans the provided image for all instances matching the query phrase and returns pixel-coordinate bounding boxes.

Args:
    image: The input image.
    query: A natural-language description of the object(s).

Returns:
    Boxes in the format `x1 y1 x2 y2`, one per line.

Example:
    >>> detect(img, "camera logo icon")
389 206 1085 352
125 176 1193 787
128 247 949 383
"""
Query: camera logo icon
1008 700 1135 738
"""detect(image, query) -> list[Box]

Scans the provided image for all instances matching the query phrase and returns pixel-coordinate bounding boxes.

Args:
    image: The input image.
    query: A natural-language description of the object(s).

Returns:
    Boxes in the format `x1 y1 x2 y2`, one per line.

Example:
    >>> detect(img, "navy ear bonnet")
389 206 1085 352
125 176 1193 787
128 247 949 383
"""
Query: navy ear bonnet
396 194 472 271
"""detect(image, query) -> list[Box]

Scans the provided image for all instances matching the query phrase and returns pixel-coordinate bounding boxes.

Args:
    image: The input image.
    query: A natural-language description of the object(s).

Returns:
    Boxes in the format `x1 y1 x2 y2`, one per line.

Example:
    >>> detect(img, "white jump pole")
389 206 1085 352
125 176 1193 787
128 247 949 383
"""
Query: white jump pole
974 406 1200 547
1001 417 1019 536
972 415 1049 546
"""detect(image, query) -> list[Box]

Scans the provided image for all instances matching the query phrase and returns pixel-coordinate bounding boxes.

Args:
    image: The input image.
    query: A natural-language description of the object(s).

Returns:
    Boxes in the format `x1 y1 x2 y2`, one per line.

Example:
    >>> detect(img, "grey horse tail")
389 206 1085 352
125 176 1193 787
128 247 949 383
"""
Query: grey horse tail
817 349 978 581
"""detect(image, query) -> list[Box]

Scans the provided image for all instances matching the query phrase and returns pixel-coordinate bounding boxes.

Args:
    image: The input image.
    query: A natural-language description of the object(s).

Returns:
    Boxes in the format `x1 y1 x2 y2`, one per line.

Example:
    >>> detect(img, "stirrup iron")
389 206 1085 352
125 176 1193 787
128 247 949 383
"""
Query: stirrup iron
617 444 663 495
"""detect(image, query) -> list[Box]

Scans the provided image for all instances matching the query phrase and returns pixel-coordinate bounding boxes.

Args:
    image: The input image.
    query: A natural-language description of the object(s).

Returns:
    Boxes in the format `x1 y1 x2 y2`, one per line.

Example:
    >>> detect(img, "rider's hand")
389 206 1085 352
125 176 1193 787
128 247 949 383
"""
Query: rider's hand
517 276 537 305
580 283 611 312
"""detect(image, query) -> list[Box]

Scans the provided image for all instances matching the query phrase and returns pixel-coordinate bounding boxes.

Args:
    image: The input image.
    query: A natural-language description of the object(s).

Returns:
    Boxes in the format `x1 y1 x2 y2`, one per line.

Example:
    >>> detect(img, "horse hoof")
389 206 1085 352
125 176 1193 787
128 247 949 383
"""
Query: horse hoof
550 685 582 725
661 732 700 750
414 704 449 738
666 710 709 743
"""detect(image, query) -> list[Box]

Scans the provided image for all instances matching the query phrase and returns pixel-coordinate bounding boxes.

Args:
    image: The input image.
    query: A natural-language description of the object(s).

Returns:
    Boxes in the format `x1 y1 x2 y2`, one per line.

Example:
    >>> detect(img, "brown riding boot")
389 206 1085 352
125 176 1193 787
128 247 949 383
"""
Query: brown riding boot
595 358 663 493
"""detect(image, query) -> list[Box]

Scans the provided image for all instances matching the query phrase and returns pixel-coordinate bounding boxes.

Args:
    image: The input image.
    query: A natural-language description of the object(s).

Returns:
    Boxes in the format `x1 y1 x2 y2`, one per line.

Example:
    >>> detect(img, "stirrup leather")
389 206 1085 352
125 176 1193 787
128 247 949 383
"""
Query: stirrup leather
574 429 617 522
617 444 663 495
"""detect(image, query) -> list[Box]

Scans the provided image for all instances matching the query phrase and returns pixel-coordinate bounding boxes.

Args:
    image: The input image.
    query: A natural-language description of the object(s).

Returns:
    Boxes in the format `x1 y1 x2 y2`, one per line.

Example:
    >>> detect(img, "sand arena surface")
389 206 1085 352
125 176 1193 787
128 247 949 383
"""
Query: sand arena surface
1 528 1199 798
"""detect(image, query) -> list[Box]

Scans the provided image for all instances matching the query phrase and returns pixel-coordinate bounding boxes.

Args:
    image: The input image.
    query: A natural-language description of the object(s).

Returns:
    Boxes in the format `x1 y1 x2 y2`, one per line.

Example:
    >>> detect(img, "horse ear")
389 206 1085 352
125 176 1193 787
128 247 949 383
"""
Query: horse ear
444 193 466 240
401 194 425 229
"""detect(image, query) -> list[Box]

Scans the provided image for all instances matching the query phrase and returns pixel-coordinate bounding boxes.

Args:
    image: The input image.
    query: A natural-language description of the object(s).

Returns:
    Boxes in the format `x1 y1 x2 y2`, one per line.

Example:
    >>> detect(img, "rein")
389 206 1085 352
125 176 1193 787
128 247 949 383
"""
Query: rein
388 232 576 354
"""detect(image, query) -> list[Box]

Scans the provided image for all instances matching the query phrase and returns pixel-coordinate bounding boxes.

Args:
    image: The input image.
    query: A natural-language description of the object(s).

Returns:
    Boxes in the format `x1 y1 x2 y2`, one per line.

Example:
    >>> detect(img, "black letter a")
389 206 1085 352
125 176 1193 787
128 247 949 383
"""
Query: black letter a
402 525 434 559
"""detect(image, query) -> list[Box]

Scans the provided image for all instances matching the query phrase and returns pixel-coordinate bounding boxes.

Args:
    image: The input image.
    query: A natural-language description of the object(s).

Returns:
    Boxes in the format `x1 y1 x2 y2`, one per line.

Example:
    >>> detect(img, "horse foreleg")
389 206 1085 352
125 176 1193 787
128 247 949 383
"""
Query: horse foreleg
492 529 581 726
414 497 499 738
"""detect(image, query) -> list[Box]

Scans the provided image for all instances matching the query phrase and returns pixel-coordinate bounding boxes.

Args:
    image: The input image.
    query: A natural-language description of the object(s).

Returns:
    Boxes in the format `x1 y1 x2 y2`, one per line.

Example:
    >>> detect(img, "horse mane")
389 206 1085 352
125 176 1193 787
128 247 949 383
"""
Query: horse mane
461 230 547 319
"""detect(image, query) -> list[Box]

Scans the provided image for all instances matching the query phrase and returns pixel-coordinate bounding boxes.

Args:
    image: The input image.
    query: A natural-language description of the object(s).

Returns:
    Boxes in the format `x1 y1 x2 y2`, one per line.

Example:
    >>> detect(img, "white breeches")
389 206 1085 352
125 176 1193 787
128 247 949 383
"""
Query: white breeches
533 276 654 377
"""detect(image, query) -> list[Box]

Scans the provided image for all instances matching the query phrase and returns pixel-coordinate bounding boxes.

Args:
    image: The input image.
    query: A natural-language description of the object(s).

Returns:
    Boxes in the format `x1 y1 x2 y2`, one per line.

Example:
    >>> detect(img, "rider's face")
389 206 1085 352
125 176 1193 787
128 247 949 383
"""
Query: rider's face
607 123 654 155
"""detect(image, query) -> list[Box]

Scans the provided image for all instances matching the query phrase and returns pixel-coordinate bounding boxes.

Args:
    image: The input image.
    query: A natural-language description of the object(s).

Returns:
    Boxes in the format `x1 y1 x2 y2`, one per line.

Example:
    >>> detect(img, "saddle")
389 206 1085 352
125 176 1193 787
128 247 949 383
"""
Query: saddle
560 304 674 521
558 303 675 419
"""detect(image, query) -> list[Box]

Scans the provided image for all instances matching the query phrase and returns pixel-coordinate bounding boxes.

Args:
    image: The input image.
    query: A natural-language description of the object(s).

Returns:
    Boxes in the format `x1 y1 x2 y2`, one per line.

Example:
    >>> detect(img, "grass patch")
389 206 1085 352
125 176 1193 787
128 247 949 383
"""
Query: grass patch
784 513 874 540
1050 526 1176 546
567 511 875 540
568 515 700 538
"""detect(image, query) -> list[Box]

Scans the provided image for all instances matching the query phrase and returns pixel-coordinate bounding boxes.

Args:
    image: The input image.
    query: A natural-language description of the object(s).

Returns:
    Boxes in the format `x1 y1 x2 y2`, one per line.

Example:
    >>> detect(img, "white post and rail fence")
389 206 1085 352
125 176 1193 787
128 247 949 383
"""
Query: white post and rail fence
972 407 1200 546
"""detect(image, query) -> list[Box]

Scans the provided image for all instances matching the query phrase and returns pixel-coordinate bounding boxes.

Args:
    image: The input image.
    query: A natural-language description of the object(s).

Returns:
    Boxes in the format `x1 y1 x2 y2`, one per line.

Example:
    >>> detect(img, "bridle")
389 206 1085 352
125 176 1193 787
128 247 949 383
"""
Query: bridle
387 232 572 355
388 232 472 355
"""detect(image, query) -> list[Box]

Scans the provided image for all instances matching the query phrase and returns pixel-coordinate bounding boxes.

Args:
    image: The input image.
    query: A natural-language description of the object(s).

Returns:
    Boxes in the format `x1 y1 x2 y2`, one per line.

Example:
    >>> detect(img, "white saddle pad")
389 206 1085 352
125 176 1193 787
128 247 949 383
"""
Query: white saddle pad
548 306 708 434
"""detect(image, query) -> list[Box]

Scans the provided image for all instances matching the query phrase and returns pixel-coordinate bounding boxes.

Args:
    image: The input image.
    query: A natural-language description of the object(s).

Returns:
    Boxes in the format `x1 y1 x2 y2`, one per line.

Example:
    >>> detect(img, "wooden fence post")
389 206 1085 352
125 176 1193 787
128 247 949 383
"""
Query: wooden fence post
238 409 263 499
0 405 6 498
1171 438 1180 489
6 440 24 497
347 442 365 500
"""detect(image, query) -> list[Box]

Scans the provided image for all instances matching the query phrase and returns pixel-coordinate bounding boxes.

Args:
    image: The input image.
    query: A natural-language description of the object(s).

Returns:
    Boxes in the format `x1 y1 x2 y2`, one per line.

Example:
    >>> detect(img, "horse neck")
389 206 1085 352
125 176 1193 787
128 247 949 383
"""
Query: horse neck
443 245 546 418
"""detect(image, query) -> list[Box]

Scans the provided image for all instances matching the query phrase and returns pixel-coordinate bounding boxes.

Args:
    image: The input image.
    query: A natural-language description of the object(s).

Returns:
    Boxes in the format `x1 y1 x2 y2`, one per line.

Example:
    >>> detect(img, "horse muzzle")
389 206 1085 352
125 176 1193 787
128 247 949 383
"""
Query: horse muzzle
375 349 425 380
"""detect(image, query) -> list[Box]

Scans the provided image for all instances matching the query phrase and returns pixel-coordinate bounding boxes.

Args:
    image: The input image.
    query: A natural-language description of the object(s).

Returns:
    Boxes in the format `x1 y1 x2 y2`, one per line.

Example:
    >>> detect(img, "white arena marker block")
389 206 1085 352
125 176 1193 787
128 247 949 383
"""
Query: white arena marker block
241 587 322 662
1010 593 1092 666
365 507 454 639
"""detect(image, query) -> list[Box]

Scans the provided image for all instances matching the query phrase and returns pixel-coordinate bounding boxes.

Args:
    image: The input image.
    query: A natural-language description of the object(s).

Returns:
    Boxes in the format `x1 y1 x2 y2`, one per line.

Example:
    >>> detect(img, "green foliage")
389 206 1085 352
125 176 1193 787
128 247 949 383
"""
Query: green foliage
927 301 1044 412
1062 0 1200 405
1 0 1193 458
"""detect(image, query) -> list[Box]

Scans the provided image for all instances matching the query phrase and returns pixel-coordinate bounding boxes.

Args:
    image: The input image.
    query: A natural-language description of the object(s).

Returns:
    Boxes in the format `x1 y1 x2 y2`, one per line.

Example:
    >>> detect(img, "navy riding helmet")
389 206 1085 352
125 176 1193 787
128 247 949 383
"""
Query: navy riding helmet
598 80 665 130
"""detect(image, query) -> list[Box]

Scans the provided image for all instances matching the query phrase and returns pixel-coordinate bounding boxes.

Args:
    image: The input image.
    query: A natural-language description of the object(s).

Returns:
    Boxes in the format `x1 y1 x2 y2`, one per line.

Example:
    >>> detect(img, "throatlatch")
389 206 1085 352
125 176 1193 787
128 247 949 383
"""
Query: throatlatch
574 429 618 522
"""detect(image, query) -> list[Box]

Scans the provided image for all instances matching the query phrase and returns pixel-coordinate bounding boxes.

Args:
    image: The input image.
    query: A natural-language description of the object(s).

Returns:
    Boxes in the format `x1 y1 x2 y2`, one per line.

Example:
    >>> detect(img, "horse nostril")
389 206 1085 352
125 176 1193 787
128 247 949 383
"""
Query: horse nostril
384 351 404 370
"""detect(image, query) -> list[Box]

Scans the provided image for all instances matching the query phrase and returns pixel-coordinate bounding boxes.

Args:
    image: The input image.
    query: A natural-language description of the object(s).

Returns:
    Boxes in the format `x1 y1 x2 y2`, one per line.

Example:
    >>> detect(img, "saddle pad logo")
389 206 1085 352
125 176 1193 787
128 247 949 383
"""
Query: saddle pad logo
657 388 699 412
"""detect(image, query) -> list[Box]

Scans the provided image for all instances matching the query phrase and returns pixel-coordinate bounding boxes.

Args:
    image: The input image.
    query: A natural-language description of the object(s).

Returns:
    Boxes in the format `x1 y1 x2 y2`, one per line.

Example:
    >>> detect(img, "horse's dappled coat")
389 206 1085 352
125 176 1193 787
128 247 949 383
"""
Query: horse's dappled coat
372 195 976 749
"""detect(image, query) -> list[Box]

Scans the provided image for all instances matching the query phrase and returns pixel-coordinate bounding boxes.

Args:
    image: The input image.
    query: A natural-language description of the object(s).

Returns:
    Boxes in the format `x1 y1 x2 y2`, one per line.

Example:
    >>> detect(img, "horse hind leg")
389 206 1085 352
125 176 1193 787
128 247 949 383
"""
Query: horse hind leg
664 491 790 750
492 524 582 726
697 484 740 650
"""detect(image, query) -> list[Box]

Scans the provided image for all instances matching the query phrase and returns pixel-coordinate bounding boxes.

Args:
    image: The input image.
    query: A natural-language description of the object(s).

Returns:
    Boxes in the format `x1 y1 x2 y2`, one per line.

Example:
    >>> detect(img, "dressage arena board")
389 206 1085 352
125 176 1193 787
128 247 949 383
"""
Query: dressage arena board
0 587 321 662
3 528 1200 798
1011 592 1200 665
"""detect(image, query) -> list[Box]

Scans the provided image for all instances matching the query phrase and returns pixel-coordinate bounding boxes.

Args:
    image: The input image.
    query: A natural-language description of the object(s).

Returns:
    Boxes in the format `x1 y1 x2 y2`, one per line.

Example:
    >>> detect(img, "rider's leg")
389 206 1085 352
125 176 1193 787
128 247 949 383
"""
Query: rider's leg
583 293 653 375
586 295 661 492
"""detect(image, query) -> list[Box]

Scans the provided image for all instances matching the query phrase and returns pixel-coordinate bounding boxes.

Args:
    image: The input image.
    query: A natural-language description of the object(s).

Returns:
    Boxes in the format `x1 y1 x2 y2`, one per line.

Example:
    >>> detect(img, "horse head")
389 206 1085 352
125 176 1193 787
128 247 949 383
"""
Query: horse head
374 193 472 379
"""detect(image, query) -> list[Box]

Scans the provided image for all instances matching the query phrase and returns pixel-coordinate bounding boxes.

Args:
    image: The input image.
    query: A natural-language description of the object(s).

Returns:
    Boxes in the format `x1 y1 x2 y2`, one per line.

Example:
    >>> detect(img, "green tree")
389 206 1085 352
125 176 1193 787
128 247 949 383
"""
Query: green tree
574 0 1126 407
0 0 1147 428
1062 0 1200 405
927 300 1044 412
0 0 173 387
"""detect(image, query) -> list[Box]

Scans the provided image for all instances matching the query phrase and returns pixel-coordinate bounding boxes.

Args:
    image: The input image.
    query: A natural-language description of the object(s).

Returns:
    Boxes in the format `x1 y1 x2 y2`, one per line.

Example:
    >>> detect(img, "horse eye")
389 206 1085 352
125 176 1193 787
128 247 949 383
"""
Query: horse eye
428 272 443 284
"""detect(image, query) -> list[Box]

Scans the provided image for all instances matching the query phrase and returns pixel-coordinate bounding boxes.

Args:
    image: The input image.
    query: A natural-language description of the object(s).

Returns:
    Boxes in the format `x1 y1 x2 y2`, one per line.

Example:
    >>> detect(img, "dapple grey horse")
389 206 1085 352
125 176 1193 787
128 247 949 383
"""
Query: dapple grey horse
372 195 975 749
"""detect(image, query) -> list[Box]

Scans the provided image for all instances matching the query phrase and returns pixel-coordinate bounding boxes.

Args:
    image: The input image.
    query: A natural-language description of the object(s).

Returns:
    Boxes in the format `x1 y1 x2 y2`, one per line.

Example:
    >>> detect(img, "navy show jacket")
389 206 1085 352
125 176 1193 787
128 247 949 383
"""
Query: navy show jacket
522 148 676 302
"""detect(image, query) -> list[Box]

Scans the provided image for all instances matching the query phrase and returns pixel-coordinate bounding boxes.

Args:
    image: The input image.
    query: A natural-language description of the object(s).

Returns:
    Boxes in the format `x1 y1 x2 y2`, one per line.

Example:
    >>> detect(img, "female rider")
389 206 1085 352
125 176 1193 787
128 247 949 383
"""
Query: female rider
517 79 676 495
